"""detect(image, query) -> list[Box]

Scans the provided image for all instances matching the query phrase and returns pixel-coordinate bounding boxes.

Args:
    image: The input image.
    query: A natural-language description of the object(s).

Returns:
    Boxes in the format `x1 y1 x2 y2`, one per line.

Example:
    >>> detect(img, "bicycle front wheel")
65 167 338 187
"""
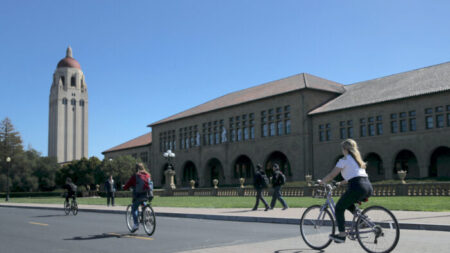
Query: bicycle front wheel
142 205 156 236
72 200 78 216
125 205 135 233
64 200 70 215
300 205 335 250
356 206 400 253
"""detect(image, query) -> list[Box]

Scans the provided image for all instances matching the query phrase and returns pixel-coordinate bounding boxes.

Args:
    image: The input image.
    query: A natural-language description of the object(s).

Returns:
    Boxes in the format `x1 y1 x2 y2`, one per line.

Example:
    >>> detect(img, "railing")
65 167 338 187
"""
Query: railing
161 182 450 197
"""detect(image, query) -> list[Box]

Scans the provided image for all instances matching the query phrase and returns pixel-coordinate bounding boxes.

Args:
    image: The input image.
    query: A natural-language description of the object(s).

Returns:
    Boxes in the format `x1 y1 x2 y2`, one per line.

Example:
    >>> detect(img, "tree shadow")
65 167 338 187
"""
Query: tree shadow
64 232 145 241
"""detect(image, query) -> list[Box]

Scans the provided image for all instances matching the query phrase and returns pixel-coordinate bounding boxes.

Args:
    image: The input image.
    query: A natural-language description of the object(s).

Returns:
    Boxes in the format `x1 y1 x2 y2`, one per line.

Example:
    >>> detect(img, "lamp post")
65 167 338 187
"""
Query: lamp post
5 157 11 202
163 150 176 190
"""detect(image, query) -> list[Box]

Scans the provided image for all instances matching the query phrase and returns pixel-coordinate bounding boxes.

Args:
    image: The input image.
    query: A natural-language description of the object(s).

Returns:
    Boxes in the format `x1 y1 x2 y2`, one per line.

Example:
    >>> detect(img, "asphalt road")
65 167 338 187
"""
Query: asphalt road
1 207 449 253
0 207 298 253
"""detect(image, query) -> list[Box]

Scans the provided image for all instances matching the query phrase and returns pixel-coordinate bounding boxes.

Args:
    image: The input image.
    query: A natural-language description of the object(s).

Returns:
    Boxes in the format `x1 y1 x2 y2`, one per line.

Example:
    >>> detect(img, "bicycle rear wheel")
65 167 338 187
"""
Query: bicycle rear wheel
300 205 335 250
142 205 156 236
72 200 78 216
64 200 70 215
356 206 400 253
125 205 135 233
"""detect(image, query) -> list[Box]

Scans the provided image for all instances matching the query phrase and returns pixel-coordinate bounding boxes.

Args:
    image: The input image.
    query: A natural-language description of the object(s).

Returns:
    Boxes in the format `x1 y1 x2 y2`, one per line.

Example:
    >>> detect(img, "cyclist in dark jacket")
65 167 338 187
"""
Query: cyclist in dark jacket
123 163 153 232
252 164 270 211
63 178 77 203
270 163 288 210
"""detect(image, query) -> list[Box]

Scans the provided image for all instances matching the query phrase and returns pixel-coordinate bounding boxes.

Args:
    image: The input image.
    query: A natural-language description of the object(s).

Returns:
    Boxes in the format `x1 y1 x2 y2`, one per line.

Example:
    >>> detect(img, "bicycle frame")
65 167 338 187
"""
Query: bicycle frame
315 184 377 240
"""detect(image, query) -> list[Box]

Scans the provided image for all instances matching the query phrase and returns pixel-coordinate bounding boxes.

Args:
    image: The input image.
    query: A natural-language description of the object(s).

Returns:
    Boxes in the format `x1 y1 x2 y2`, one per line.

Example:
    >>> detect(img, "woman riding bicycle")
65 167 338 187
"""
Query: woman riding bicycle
319 138 373 243
123 163 153 232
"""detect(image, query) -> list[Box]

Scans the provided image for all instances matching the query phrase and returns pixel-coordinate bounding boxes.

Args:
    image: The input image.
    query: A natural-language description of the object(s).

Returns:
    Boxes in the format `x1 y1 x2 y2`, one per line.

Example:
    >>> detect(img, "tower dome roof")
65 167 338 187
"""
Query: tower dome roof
57 46 81 69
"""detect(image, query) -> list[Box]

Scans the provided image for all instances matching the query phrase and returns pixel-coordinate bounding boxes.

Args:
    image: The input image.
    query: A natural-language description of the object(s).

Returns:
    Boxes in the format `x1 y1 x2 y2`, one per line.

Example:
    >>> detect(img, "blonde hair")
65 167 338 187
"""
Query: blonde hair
341 139 366 169
136 163 149 174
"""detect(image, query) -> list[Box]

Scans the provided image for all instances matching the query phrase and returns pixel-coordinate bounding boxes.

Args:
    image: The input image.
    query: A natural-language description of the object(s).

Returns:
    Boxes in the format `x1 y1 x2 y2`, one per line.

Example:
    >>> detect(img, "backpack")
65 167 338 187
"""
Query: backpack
261 174 269 188
69 183 77 192
278 172 286 185
135 173 151 193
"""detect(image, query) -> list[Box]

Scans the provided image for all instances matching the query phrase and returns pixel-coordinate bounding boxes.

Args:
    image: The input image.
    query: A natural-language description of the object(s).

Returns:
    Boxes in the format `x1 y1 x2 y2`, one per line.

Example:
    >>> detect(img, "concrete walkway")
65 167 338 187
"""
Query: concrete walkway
1 202 449 231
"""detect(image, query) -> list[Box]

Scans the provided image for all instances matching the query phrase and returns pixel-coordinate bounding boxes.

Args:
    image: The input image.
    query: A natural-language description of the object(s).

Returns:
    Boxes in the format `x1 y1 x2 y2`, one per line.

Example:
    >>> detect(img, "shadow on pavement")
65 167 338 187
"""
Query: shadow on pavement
223 210 255 214
32 214 68 218
274 249 324 253
64 232 146 241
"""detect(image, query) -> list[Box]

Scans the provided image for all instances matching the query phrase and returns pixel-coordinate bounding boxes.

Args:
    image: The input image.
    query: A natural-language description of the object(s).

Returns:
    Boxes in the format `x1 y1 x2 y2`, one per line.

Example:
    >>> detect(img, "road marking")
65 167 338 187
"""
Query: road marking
29 222 49 226
108 233 154 241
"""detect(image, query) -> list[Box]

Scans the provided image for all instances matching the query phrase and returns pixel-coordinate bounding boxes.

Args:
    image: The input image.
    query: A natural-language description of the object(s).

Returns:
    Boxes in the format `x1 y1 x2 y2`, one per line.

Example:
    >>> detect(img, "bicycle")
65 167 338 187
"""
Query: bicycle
300 182 400 253
64 196 78 216
125 200 156 236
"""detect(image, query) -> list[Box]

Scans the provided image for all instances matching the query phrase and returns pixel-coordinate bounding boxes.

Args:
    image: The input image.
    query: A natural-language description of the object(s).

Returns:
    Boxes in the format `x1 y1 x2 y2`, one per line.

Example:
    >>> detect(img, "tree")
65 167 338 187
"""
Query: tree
101 155 137 190
0 117 25 191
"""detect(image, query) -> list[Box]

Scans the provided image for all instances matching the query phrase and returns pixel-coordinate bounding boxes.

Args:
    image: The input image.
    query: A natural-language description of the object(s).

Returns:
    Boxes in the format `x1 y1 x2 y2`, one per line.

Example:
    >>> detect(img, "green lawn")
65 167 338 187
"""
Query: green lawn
1 196 449 212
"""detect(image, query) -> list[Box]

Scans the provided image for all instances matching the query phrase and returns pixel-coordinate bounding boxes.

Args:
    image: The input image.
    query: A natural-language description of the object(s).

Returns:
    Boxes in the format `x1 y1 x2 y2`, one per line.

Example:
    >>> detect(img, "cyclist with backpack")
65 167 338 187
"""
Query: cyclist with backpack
123 163 154 232
63 177 77 204
269 163 288 210
252 164 270 211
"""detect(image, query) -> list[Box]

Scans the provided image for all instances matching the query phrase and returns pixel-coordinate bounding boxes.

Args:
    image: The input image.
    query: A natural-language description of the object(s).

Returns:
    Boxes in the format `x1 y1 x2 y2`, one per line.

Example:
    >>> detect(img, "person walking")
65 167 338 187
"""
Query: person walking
270 163 288 210
252 164 270 211
104 175 116 207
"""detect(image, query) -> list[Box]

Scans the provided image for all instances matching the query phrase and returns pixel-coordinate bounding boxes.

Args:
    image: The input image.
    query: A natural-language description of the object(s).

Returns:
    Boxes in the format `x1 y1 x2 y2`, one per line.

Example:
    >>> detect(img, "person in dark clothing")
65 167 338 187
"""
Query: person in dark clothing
270 163 288 210
63 177 77 203
104 175 116 206
252 164 270 211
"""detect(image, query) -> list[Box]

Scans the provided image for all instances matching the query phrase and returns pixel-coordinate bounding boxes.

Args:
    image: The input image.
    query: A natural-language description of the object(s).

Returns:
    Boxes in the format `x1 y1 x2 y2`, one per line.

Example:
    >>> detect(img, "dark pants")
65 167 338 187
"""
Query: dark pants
253 188 269 209
65 192 76 203
107 192 115 206
270 186 288 209
336 176 373 232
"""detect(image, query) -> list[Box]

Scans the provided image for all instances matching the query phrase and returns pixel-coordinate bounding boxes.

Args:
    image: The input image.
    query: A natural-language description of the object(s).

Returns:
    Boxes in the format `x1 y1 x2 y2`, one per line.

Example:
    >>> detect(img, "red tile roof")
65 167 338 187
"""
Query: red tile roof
149 73 344 126
102 132 152 154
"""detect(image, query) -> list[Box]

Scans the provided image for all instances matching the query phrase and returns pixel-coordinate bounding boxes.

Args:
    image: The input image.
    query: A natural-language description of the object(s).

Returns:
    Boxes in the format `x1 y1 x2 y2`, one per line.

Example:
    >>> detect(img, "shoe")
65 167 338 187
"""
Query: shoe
329 234 346 243
264 206 269 211
282 206 288 210
131 224 139 233
252 207 257 211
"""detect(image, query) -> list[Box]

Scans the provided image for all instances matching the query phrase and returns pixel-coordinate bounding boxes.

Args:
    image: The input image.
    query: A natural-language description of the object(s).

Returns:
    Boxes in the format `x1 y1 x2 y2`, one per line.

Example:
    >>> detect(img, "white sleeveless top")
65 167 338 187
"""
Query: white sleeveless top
336 154 368 181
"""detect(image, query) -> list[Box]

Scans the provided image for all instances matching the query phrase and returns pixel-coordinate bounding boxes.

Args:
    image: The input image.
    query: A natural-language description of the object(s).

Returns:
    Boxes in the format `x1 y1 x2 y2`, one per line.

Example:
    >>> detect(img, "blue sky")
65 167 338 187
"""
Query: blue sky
1 0 449 159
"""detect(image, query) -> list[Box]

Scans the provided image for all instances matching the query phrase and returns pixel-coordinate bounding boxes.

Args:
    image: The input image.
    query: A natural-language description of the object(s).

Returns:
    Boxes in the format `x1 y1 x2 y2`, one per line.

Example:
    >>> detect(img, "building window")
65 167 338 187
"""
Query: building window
425 108 433 114
436 114 444 128
71 99 76 106
269 122 275 136
140 152 148 163
62 98 68 105
79 100 85 106
391 121 398 133
376 122 383 135
285 120 291 134
277 121 283 136
360 125 367 137
368 124 375 136
71 76 76 87
244 127 249 140
447 113 450 127
426 116 434 129
231 129 236 142
250 126 255 139
237 128 242 141
262 124 268 137
409 118 416 131
340 127 346 139
436 106 444 113
400 119 407 132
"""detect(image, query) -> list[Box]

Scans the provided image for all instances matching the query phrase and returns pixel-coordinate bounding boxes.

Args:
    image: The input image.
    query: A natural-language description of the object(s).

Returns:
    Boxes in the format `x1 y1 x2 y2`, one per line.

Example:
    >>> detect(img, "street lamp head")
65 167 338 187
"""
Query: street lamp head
164 149 175 158
6 157 11 163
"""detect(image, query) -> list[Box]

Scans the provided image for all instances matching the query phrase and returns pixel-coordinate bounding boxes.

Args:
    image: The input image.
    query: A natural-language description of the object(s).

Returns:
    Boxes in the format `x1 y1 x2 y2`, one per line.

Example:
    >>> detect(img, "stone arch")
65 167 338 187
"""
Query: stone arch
182 161 198 187
204 158 225 187
429 146 450 177
233 155 254 180
264 151 291 179
393 150 419 178
364 152 384 181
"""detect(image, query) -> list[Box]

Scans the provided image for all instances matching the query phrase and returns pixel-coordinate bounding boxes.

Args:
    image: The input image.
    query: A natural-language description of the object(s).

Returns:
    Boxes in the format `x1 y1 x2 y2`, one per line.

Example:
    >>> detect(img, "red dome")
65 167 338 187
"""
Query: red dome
57 57 81 69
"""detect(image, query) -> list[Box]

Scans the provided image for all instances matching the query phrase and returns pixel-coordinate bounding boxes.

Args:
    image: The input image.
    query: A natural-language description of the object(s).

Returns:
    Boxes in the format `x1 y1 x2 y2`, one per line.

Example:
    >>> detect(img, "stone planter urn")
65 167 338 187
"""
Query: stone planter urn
397 170 407 184
239 177 245 188
189 180 195 189
164 169 177 190
305 174 312 186
212 179 219 189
